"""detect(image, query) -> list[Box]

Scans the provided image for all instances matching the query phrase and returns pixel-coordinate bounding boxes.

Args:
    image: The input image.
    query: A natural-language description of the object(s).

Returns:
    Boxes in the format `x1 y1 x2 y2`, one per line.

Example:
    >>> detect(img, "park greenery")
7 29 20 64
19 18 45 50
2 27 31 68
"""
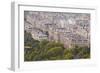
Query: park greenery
24 31 90 61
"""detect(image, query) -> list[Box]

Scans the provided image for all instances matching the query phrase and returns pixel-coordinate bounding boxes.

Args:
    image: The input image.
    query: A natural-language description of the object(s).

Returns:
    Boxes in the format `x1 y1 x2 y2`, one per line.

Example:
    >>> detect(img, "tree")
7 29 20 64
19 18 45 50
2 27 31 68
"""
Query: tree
46 47 64 60
24 30 33 46
45 41 64 51
64 49 73 59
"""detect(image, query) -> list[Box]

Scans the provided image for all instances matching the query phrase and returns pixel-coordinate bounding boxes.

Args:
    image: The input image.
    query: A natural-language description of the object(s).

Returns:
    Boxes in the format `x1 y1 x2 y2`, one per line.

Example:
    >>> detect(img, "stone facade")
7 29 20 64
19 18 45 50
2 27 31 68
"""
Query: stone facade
24 11 90 48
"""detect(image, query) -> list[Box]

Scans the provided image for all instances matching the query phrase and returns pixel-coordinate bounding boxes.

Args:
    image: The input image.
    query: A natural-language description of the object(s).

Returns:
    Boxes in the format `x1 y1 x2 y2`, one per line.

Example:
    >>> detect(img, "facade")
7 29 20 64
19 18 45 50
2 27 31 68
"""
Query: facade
24 11 90 48
31 28 48 41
